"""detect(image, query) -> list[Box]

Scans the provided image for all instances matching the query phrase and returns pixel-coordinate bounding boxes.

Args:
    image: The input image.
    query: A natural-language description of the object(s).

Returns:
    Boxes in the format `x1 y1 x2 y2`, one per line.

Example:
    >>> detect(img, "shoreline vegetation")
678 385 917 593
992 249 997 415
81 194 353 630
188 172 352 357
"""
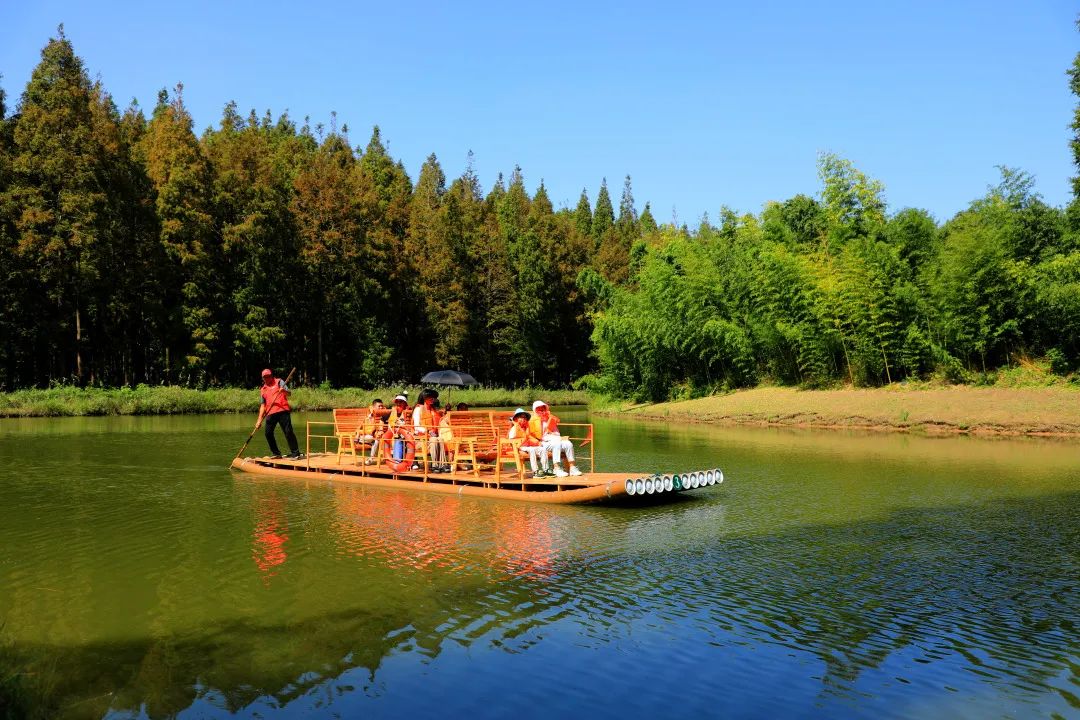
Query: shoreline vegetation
0 386 589 418
607 385 1080 437
2 383 1079 438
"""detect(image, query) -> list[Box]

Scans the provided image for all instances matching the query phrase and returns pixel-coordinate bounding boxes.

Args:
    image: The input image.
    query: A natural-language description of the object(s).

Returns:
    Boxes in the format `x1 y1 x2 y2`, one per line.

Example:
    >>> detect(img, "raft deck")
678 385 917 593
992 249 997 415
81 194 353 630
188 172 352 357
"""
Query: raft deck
231 453 640 504
230 410 724 505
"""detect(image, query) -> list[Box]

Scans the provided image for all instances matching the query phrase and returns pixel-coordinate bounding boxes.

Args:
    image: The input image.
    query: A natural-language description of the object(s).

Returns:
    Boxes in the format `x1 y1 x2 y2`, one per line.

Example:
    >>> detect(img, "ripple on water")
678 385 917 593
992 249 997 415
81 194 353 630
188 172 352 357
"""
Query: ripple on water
2 419 1079 719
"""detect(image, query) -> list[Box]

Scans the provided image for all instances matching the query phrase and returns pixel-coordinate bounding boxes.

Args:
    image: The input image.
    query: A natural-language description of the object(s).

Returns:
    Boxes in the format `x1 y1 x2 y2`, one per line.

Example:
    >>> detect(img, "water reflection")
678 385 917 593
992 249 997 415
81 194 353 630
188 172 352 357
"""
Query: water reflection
329 486 560 581
0 416 1077 719
252 493 289 582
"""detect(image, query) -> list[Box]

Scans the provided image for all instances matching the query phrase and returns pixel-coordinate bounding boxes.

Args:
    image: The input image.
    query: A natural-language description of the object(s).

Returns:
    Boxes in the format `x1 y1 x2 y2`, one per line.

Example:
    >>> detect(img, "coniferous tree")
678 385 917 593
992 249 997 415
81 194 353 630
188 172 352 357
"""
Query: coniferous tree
639 202 658 235
447 158 491 374
0 79 21 387
409 153 465 365
425 170 475 368
355 126 419 378
573 188 592 238
88 86 163 385
203 103 301 384
292 131 368 383
616 174 638 236
595 175 632 284
7 28 119 384
491 166 532 378
141 86 218 381
592 178 614 241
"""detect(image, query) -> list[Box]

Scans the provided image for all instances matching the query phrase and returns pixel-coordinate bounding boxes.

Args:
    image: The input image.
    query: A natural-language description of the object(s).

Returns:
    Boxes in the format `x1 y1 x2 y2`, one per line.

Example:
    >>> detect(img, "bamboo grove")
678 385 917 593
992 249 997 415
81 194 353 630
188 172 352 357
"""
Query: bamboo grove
2 29 1080 398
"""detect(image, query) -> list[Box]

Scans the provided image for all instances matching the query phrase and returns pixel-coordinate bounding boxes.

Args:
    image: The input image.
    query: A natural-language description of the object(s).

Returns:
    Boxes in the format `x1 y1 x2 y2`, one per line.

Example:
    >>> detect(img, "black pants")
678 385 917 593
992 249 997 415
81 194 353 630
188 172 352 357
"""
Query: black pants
265 411 300 457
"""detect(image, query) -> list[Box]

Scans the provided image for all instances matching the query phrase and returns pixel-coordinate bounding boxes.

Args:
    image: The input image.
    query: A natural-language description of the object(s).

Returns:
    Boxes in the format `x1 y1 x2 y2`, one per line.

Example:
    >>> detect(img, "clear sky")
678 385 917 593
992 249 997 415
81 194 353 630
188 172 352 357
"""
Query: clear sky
2 1 1077 224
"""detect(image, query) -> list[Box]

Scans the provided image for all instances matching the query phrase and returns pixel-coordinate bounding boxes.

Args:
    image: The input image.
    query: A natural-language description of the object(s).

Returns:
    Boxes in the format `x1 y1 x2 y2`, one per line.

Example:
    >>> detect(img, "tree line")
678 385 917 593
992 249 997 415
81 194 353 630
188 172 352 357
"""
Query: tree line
1 28 1079 398
0 29 647 389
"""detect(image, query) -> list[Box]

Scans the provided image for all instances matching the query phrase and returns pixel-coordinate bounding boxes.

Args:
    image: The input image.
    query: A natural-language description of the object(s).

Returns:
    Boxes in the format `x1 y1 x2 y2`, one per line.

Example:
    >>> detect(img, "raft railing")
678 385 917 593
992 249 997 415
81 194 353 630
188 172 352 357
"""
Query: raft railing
300 411 595 487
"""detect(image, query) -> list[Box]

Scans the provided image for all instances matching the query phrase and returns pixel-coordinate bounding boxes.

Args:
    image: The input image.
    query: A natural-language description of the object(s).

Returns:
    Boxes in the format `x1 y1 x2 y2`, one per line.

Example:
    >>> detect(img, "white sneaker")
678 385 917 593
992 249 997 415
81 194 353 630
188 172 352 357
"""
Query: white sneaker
568 466 583 476
553 467 568 478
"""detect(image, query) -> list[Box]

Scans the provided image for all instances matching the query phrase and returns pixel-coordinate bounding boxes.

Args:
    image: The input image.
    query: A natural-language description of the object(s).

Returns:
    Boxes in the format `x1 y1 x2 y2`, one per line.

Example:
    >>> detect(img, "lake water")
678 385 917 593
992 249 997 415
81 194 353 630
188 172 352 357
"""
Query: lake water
0 411 1077 719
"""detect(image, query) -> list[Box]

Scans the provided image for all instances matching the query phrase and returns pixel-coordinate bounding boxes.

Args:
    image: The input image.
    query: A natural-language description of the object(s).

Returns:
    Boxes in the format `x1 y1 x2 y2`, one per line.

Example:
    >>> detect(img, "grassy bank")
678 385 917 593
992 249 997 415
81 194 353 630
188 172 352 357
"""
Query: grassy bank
0 385 590 418
613 385 1080 436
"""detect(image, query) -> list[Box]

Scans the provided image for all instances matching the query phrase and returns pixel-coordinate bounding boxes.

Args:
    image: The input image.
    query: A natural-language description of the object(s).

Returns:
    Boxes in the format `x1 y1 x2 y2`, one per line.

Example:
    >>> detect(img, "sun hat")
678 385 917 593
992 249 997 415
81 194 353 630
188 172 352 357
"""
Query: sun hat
394 394 408 404
261 368 273 377
532 400 548 411
512 408 530 421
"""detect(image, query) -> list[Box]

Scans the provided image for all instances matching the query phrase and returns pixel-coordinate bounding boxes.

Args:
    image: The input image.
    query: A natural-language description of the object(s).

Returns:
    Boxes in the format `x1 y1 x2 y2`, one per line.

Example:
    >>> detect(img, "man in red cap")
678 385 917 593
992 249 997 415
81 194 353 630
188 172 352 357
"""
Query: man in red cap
254 369 302 459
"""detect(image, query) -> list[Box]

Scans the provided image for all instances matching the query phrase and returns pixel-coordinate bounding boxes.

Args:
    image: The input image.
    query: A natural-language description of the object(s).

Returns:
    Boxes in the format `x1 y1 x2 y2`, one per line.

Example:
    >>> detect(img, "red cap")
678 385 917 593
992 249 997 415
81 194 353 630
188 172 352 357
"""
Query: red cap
261 369 273 377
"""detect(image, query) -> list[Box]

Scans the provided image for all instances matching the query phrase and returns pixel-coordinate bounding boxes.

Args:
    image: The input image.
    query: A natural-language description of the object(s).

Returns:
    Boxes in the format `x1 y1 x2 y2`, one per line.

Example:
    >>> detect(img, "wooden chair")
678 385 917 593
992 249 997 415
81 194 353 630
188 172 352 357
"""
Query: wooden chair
445 411 500 469
447 435 479 478
495 436 525 485
333 408 380 466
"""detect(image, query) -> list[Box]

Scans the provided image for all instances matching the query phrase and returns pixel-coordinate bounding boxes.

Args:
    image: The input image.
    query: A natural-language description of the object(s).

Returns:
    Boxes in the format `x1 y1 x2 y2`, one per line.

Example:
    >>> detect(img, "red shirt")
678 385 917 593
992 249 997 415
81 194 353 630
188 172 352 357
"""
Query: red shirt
260 379 291 415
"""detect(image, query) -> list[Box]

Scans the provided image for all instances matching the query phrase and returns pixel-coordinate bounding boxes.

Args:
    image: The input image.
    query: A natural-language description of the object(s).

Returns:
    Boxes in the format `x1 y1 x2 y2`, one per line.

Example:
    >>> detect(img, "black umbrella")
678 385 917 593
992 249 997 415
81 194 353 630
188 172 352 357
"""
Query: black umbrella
420 370 479 387
420 370 479 407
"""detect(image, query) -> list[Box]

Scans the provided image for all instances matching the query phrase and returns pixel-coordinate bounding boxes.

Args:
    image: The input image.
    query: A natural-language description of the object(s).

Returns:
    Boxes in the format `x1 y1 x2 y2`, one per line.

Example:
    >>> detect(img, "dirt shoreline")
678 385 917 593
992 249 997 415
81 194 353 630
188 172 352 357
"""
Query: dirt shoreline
608 386 1080 438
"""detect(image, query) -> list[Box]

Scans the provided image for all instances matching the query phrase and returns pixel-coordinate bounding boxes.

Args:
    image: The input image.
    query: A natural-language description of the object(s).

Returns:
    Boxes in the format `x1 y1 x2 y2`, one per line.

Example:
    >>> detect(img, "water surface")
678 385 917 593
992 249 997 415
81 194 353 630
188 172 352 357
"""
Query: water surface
0 412 1077 719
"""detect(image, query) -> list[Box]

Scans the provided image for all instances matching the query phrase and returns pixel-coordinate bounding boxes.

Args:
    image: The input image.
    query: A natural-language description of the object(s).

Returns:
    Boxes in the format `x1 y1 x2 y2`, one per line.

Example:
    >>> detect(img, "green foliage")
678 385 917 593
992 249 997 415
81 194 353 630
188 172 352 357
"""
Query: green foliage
589 154 1078 400
818 152 886 237
1068 16 1080 227
0 384 590 417
2 30 1079 404
592 178 614 241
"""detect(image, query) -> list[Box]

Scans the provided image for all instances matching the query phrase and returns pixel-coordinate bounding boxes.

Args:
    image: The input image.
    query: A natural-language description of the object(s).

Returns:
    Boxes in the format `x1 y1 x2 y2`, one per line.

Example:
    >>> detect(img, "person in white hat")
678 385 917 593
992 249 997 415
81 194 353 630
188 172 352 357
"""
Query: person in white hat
508 408 549 478
529 400 582 476
386 394 412 463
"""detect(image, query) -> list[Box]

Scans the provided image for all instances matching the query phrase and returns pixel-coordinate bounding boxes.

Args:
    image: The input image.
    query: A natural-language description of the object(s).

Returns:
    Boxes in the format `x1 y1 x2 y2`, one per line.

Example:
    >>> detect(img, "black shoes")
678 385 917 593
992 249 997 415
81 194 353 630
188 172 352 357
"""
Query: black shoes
286 452 304 460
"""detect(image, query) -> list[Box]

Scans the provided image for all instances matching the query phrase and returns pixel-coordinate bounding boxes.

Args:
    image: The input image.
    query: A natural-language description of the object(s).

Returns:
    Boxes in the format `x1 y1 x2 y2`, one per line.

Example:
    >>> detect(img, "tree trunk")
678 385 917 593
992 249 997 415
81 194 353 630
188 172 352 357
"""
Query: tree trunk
75 304 83 383
318 320 324 382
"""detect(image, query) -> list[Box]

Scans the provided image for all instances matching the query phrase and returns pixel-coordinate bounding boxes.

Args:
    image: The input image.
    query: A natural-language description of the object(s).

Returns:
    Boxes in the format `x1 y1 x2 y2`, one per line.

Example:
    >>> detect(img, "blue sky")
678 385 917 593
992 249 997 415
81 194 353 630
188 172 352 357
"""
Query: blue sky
2 1 1076 224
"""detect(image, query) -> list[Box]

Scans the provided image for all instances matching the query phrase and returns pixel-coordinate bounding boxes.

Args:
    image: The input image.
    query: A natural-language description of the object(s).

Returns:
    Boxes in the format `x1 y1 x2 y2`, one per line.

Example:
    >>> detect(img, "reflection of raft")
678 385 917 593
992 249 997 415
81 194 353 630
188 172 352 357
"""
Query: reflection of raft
230 410 724 506
230 454 723 505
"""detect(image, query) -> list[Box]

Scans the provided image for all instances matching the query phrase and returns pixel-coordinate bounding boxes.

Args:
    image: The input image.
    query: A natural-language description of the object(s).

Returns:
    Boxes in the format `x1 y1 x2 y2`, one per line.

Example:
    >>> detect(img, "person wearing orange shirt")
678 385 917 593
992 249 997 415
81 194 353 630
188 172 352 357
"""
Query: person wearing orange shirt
529 400 581 477
357 398 389 464
386 394 412 462
413 388 448 472
509 408 549 478
254 368 302 459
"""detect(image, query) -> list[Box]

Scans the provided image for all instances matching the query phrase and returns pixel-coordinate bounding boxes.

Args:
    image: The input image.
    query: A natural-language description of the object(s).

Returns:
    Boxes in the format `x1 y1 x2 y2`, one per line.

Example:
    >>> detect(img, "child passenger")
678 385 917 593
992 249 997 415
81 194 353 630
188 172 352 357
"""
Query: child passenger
509 408 549 478
356 398 389 464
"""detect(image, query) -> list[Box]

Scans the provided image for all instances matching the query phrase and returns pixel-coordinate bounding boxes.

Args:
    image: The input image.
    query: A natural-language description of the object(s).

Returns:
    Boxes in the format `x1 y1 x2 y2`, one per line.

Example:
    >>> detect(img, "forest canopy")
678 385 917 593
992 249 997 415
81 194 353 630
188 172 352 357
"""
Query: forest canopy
2 28 1080 399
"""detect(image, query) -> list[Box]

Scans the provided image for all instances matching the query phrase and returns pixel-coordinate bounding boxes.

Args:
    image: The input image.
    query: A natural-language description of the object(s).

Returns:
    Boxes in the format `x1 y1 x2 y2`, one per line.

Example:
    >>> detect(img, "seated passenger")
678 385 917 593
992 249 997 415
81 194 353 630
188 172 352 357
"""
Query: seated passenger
356 398 389 464
509 408 548 478
530 400 582 477
413 388 448 472
387 394 412 461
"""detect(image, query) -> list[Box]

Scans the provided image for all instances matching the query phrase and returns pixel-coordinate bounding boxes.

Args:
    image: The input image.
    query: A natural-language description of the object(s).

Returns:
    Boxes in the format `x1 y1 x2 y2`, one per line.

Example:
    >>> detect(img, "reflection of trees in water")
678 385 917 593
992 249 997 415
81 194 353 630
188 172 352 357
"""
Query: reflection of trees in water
0 485 570 719
1 609 403 719
2 489 1075 718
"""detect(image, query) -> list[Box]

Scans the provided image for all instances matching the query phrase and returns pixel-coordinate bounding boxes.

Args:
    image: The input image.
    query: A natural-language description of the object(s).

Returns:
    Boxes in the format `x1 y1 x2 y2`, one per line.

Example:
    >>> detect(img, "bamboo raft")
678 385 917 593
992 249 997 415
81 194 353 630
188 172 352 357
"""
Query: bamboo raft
230 409 724 505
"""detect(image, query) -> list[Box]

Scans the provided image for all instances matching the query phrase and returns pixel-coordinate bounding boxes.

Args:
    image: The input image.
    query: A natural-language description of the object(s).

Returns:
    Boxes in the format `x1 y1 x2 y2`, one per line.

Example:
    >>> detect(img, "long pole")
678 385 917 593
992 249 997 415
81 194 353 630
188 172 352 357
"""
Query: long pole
232 367 296 463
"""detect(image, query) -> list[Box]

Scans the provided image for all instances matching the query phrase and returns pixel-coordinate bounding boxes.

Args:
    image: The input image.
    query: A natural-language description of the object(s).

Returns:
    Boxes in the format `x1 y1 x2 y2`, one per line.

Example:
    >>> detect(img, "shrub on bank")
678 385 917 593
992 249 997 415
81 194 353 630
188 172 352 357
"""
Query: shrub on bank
0 385 591 418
